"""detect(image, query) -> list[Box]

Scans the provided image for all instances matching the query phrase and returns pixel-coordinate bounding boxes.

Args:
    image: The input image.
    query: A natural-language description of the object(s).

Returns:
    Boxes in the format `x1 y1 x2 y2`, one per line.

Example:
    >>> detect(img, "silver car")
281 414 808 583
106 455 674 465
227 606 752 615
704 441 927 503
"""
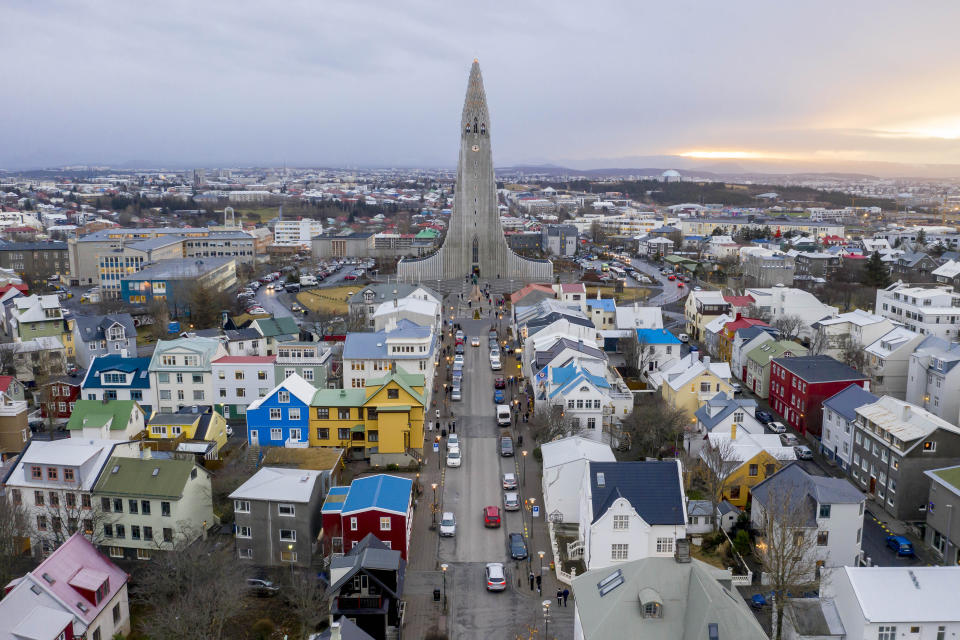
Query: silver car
504 492 520 511
440 512 456 537
502 472 517 490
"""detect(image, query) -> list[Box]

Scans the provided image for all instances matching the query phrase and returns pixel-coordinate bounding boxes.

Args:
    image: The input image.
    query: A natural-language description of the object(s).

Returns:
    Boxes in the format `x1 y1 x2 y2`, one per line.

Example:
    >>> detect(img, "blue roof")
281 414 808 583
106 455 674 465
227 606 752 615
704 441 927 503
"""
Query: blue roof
82 355 152 390
822 385 879 422
342 320 434 360
546 364 610 399
636 328 681 345
341 474 413 515
322 486 351 513
588 461 685 525
586 298 616 313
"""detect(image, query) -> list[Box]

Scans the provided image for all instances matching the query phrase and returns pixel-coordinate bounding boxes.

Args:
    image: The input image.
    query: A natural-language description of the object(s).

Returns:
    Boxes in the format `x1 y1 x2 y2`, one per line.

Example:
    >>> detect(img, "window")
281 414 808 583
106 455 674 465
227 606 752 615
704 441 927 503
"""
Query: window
161 501 171 517
136 549 151 560
115 524 125 539
278 390 290 403
128 499 139 514
113 498 123 513
613 515 629 530
302 369 314 381
380 517 391 531
817 531 829 546
278 504 296 516
656 538 674 553
47 467 58 481
338 408 350 419
270 407 281 420
143 526 153 540
193 390 204 400
281 550 298 563
31 465 42 480
279 529 296 542
878 626 896 640
239 548 253 559
611 543 629 560
237 526 252 538
163 528 173 543
937 626 946 640
819 504 831 519
316 427 329 440
316 408 329 420
257 370 267 380
729 486 741 499
140 499 151 515
923 440 937 452
350 517 358 531
387 388 399 399
338 428 350 440
288 408 301 421
748 464 759 477
37 515 48 531
131 525 141 540
642 601 663 618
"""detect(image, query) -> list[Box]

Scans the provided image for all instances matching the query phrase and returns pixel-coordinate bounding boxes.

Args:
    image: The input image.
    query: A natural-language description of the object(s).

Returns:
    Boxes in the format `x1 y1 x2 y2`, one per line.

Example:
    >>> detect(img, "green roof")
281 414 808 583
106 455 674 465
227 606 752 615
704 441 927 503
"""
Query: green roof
256 316 300 338
932 466 960 491
378 405 412 412
312 388 366 407
365 372 425 405
415 228 439 238
746 339 808 365
66 400 142 431
94 456 201 498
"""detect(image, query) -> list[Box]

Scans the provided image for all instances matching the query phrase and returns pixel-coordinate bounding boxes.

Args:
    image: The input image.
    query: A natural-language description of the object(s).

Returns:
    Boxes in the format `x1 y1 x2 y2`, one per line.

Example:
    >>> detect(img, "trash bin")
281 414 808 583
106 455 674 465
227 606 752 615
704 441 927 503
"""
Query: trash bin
433 588 441 602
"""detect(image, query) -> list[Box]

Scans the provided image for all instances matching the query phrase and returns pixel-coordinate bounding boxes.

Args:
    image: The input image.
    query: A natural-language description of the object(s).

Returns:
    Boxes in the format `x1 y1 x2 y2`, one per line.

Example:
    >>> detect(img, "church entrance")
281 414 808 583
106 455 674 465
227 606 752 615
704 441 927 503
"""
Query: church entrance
472 265 480 284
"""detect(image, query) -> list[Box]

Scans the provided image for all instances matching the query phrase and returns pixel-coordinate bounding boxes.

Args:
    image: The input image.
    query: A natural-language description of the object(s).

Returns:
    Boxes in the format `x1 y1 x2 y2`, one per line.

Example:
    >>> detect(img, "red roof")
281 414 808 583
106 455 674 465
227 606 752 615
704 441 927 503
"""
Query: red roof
558 283 586 293
212 355 278 364
0 375 15 393
724 315 769 334
510 283 554 304
723 295 755 307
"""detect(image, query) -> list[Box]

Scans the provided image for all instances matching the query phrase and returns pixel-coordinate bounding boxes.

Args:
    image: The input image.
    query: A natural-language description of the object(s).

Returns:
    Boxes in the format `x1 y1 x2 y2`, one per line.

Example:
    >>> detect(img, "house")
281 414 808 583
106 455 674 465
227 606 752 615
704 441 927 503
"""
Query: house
328 534 405 640
341 319 436 395
66 400 146 441
540 436 616 526
321 474 413 559
119 257 237 315
685 500 715 535
648 353 732 421
743 286 839 339
683 290 731 341
249 315 301 355
245 373 316 448
571 556 768 640
38 369 86 422
0 533 130 640
148 336 226 414
851 395 960 521
3 438 140 555
553 283 588 309
0 378 29 458
744 339 807 398
863 327 923 399
815 566 960 640
94 453 214 560
701 313 732 359
230 466 326 567
751 463 865 577
211 355 277 420
532 336 607 376
310 372 425 466
71 313 137 367
820 385 879 470
892 250 940 279
717 314 769 364
577 461 687 570
371 297 440 332
769 355 870 437
10 294 64 341
905 336 960 424
80 355 153 412
534 361 632 444
275 341 334 389
730 325 777 382
145 405 228 458
690 392 765 456
613 302 663 333
0 374 26 402
701 431 796 508
223 327 268 356
811 309 896 358
875 283 960 340
258 446 345 492
923 465 960 565
347 284 440 329
741 248 795 288
1 336 67 384
932 258 960 290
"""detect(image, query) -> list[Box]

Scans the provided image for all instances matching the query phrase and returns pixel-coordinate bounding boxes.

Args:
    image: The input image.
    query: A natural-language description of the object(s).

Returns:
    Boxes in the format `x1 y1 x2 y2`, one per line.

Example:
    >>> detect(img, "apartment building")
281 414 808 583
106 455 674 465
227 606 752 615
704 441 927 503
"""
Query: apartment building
769 355 869 437
812 309 896 357
741 248 796 288
821 385 879 470
342 319 436 391
211 355 277 419
275 342 333 388
744 339 807 398
875 283 960 339
148 336 226 414
683 290 730 341
743 286 838 339
905 336 960 424
273 218 324 250
864 327 924 399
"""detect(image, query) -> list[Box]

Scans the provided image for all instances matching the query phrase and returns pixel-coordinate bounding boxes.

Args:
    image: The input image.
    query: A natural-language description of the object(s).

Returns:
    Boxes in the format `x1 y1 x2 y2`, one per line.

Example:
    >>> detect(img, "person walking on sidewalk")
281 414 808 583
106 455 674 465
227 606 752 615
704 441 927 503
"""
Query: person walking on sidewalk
556 589 563 606
562 588 569 606
535 574 542 594
529 572 535 591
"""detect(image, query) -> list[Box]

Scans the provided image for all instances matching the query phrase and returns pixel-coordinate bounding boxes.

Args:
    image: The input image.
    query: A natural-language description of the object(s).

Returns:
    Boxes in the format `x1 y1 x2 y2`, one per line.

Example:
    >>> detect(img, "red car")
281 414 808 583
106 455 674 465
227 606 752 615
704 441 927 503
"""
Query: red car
483 506 501 528
677 281 685 288
494 377 506 389
667 274 676 281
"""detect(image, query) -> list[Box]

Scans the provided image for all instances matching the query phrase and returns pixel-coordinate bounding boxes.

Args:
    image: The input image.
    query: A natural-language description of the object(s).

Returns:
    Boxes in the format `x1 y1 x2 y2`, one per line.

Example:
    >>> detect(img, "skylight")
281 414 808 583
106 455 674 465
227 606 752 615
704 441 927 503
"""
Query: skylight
597 568 624 596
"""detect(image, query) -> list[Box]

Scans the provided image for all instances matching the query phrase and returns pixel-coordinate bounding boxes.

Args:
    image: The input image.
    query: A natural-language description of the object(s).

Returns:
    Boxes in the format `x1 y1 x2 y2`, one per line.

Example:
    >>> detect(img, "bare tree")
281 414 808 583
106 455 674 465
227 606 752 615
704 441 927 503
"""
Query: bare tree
0 496 32 588
0 342 19 376
286 567 330 639
619 395 687 459
772 314 804 341
752 484 822 640
836 334 870 374
806 327 829 356
698 438 740 532
528 404 577 443
35 489 110 551
146 297 171 342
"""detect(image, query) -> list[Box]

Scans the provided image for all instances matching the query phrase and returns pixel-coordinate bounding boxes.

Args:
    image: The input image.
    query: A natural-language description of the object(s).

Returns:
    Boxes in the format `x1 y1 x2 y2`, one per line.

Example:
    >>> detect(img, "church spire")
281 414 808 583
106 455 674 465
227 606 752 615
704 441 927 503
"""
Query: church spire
461 59 489 136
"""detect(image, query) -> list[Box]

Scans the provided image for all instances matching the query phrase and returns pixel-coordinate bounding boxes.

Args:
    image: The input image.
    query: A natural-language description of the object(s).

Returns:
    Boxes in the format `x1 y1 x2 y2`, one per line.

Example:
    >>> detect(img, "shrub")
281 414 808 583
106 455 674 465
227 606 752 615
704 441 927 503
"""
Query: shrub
733 529 751 557
386 463 399 471
251 619 275 640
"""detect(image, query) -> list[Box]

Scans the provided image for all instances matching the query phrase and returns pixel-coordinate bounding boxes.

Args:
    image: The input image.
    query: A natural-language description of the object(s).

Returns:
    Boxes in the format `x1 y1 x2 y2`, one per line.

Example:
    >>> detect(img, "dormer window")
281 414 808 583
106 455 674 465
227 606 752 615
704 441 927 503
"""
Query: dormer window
107 325 125 341
638 587 663 618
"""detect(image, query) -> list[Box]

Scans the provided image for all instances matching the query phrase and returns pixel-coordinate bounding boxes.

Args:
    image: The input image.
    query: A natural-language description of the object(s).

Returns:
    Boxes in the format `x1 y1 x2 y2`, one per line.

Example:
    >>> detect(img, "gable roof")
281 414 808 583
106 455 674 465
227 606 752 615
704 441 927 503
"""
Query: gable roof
340 474 413 515
252 316 300 338
751 463 863 526
534 336 606 370
65 400 142 432
822 385 879 422
82 354 152 389
149 336 223 370
73 313 136 344
347 283 439 305
364 372 425 405
636 328 681 345
95 455 202 498
588 461 685 525
329 533 404 594
745 339 807 365
772 355 868 383
246 373 316 411
694 394 759 431
540 436 616 469
229 467 322 503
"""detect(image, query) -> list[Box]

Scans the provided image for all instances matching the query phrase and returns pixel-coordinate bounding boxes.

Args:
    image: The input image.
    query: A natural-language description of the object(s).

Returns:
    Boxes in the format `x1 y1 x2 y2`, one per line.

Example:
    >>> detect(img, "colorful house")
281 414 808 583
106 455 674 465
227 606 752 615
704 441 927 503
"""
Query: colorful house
146 405 228 457
39 369 86 421
648 353 733 421
701 430 796 508
717 314 769 364
245 373 316 447
65 399 146 441
769 355 869 437
10 294 64 341
321 474 414 559
81 354 153 412
744 340 807 398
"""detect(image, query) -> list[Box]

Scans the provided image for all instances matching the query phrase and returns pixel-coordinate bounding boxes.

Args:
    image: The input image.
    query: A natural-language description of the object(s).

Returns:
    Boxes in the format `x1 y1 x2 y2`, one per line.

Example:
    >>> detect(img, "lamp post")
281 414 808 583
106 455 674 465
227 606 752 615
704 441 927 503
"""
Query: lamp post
538 549 545 582
287 543 295 582
431 483 438 527
542 599 551 639
522 450 527 486
441 563 448 612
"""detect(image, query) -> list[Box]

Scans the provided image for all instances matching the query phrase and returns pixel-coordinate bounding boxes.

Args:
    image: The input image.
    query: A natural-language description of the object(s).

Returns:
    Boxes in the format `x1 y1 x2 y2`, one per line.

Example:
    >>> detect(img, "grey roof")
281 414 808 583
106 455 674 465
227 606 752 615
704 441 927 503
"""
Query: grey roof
311 618 375 640
735 325 778 342
534 337 606 370
915 335 960 374
122 257 234 280
571 557 768 640
717 500 741 516
771 355 867 383
589 461 685 525
785 598 846 637
0 241 67 251
823 385 879 422
126 235 185 251
694 393 758 430
342 320 434 360
329 534 404 594
687 500 713 517
751 463 863 527
347 283 439 305
74 313 136 345
224 328 261 341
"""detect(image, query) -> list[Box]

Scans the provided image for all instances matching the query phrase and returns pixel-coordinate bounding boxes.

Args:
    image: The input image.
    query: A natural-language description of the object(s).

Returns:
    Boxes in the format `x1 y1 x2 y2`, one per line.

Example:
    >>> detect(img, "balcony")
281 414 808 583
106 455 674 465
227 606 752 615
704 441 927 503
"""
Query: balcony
334 595 386 613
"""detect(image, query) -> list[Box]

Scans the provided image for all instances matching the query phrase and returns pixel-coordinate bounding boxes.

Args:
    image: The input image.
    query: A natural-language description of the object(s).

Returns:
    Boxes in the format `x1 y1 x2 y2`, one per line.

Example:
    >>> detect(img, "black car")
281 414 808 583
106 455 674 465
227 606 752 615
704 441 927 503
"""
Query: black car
508 533 528 560
755 411 774 425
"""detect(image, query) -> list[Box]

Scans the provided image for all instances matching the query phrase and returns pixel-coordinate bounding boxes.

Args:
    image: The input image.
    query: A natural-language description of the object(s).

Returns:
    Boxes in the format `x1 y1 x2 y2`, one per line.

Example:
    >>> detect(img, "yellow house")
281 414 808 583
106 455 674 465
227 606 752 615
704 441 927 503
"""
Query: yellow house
146 406 229 456
652 354 733 421
309 371 425 466
61 317 76 358
701 430 795 508
684 290 731 342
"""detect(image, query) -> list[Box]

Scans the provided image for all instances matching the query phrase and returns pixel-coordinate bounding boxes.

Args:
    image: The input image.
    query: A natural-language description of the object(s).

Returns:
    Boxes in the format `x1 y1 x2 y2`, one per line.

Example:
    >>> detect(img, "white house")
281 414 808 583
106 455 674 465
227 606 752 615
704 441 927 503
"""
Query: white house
634 328 682 379
730 326 776 382
534 361 633 443
341 320 436 394
905 335 960 424
751 463 865 579
372 297 440 332
148 336 226 414
272 218 324 250
820 385 879 470
577 460 687 570
812 309 896 356
864 326 923 399
744 286 839 338
691 392 766 456
876 283 960 340
211 355 278 420
541 436 616 525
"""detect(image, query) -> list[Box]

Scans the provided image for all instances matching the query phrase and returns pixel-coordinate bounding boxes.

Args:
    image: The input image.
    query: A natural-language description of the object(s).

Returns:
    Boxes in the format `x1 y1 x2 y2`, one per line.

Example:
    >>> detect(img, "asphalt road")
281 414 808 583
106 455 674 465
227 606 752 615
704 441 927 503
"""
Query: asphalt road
861 509 931 567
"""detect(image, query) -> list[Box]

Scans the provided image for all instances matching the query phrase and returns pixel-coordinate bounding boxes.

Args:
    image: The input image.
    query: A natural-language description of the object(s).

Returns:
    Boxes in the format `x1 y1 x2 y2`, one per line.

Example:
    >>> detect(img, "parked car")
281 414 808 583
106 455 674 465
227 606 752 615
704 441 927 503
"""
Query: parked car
678 333 690 343
730 382 742 394
446 448 462 468
794 445 814 460
490 354 502 370
767 421 787 434
755 411 774 424
246 578 279 597
452 386 462 401
504 492 521 511
440 512 456 537
667 275 676 281
455 330 465 345
886 535 915 557
508 532 528 560
284 282 301 293
782 434 800 447
500 436 514 457
485 562 506 592
494 377 506 389
502 472 517 490
453 354 465 367
483 506 501 528
455 343 465 355
493 389 505 403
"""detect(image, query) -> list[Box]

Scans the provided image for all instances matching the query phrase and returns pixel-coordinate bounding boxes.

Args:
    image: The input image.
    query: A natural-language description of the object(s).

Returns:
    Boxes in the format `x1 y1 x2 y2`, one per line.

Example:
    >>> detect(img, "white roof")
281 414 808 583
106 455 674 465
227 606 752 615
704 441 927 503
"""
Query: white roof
614 305 663 330
247 372 316 411
659 354 732 391
15 439 119 491
704 432 796 467
933 259 960 279
13 294 61 323
229 467 322 503
540 436 616 469
704 313 733 334
864 327 919 358
373 297 439 318
855 396 960 444
835 566 960 623
817 309 886 327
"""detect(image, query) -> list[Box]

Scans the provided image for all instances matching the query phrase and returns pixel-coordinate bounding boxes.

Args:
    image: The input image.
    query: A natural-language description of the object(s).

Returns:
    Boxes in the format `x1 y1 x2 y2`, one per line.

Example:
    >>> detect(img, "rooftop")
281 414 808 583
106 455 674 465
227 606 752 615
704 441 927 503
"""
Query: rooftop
822 385 879 422
771 354 867 383
834 566 960 623
340 474 413 516
229 467 323 503
588 460 685 525
95 455 202 498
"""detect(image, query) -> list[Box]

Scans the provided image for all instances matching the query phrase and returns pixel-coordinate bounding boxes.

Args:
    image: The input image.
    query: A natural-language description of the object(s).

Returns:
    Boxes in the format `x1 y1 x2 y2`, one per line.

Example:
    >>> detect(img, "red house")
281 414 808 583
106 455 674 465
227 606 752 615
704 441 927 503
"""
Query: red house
769 355 869 437
39 369 86 421
321 474 413 560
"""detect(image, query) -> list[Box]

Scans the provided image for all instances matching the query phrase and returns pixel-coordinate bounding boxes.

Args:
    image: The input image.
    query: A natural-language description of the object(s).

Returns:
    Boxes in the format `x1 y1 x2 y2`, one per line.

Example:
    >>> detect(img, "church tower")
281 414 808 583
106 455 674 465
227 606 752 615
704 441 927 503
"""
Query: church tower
398 60 552 289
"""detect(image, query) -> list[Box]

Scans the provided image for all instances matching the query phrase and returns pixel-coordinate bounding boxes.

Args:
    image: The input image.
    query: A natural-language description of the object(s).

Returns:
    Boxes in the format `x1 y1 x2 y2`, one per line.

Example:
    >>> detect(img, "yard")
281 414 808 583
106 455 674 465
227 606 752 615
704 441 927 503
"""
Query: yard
585 285 653 303
297 285 357 315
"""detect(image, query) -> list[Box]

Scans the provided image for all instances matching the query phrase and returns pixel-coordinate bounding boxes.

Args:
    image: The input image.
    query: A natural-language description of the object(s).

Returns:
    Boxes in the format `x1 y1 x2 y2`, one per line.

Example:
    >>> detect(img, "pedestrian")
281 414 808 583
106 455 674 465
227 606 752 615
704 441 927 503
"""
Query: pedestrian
536 574 542 594
562 588 569 606
529 572 535 591
557 589 563 606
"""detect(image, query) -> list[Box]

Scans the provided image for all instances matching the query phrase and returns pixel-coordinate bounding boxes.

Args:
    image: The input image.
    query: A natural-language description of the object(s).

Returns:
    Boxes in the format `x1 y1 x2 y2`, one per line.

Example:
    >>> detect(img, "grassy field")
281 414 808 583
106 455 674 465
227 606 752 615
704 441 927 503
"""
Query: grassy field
297 285 358 314
231 207 280 223
585 285 654 303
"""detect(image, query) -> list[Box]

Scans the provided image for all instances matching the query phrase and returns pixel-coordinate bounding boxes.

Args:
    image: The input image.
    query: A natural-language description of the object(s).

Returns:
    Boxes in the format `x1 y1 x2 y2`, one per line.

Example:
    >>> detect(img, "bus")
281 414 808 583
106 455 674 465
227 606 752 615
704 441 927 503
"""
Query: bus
600 263 610 272
609 266 626 279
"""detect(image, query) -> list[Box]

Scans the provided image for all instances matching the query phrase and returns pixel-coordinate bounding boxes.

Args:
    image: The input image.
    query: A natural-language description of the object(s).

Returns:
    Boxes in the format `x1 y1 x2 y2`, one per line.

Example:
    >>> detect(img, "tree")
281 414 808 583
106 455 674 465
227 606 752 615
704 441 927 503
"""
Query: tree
590 221 607 245
836 334 870 375
745 304 771 323
147 297 171 342
806 327 829 356
771 314 804 341
862 251 890 288
0 496 32 588
528 405 575 443
698 438 740 532
619 395 688 459
286 567 330 639
915 228 927 246
35 489 110 551
184 281 233 329
753 484 821 640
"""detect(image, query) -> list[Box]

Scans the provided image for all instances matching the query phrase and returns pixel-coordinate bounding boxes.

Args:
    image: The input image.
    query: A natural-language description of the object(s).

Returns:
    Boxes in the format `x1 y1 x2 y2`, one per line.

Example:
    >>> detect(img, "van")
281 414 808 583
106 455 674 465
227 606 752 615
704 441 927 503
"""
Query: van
496 405 511 426
299 275 317 287
886 535 914 557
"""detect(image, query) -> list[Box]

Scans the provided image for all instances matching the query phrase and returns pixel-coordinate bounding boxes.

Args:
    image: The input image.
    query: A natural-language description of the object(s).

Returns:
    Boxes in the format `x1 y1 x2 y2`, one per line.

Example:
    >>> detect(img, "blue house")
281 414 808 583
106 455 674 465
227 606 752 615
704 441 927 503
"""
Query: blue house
80 354 154 414
245 373 316 447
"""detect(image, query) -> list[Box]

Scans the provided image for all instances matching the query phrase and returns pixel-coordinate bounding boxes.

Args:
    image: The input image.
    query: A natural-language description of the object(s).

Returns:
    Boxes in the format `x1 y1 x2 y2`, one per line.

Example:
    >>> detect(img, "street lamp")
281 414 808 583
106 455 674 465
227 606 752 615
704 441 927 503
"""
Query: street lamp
522 450 527 486
542 599 551 639
287 543 295 582
538 549 545 581
441 563 448 612
431 483 438 527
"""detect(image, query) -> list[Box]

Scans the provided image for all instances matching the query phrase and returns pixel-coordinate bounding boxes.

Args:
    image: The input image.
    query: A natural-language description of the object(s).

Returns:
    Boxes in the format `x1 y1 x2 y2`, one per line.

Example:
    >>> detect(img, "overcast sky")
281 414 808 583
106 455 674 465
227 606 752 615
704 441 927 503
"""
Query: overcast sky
6 0 960 173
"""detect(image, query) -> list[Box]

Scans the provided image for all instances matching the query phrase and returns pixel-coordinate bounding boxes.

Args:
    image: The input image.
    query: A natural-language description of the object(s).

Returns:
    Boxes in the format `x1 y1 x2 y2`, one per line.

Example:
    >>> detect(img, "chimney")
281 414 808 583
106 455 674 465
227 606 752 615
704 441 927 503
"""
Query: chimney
674 538 691 563
735 312 742 321
902 404 911 420
730 421 737 440
329 622 342 640
703 356 711 368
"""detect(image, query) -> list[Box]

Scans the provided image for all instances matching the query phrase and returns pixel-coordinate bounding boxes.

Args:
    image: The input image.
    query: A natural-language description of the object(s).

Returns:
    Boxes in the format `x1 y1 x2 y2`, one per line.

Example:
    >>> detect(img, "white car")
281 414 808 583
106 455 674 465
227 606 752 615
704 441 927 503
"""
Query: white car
504 492 521 511
502 472 517 490
485 563 506 592
490 355 502 371
678 333 690 343
446 447 462 468
767 421 787 434
440 512 456 537
453 355 465 367
794 445 814 460
447 433 459 451
471 336 480 347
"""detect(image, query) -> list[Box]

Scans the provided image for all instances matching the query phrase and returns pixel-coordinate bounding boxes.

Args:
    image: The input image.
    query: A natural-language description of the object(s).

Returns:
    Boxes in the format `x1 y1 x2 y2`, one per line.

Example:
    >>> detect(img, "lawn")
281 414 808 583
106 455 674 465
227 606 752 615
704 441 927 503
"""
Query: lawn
585 285 653 303
297 285 358 315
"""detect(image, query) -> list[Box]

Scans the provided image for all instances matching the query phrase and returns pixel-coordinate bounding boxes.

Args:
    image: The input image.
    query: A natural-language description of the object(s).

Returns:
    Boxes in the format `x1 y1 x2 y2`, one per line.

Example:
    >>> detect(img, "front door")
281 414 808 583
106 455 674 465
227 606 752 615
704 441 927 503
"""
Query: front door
250 430 259 446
